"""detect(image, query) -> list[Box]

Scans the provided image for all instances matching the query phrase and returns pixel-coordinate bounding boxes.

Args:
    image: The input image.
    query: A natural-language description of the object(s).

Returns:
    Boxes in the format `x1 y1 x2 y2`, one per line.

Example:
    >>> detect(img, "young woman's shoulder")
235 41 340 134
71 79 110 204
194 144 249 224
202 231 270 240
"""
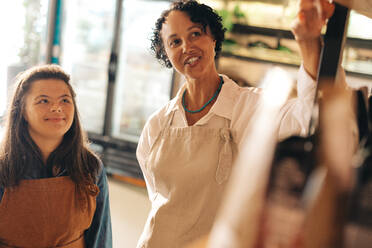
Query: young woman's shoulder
96 160 107 183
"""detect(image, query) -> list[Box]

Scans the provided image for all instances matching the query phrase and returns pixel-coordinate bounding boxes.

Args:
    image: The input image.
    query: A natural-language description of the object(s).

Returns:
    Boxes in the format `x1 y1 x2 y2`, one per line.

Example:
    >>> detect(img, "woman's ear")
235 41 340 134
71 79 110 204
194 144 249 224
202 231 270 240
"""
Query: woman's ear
213 40 217 55
211 39 216 49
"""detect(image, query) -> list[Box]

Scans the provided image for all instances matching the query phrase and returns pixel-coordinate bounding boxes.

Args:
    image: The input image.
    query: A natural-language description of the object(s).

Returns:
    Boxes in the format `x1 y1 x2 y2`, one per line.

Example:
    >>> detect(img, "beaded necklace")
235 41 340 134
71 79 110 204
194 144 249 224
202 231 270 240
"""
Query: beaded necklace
182 76 224 114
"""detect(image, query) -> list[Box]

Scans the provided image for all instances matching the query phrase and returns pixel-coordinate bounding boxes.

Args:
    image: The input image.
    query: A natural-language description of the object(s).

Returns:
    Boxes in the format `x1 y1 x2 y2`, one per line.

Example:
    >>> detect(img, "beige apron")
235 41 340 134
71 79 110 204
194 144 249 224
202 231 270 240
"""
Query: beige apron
0 176 98 248
138 111 236 248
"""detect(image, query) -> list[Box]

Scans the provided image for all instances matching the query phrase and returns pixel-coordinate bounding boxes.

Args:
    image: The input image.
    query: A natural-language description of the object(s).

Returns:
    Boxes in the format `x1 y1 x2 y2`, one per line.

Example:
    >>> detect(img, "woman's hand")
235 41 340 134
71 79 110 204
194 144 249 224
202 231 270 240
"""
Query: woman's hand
292 0 335 79
292 0 335 41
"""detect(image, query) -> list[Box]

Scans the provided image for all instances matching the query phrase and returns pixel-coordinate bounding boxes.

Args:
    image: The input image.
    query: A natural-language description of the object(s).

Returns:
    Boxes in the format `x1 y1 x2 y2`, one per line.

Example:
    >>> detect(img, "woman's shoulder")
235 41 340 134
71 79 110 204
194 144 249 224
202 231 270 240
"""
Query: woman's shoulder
220 76 264 123
222 74 262 96
222 76 263 105
137 99 175 163
91 158 109 186
143 99 175 133
139 99 175 146
237 84 263 96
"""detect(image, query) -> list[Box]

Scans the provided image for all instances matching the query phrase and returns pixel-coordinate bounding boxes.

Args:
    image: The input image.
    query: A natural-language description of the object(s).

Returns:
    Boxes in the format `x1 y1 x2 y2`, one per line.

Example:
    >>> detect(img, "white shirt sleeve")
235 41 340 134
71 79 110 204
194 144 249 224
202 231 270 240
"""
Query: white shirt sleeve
277 64 317 140
136 107 168 201
136 121 155 200
136 125 150 170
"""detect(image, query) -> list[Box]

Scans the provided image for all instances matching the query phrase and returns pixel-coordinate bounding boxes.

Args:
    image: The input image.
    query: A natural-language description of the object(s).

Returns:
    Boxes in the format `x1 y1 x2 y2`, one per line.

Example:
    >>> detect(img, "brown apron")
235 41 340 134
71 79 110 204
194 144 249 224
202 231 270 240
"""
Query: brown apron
0 176 98 248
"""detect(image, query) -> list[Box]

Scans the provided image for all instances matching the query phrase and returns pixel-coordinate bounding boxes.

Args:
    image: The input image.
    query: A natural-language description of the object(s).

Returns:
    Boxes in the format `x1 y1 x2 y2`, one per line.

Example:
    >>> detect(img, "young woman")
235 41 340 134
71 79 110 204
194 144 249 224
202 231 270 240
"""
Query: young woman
136 0 334 247
0 65 112 248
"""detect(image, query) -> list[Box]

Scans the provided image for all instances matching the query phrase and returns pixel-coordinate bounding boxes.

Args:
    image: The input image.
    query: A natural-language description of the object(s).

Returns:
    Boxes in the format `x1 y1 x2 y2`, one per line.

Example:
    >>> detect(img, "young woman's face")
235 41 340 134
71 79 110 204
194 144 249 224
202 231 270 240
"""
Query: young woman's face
24 79 75 143
161 10 216 79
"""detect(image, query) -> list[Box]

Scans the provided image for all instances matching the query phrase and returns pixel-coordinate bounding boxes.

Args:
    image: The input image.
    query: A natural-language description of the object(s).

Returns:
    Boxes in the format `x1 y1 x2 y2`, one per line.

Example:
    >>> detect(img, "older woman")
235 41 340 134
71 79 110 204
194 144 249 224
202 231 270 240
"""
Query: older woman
136 0 334 247
0 65 112 248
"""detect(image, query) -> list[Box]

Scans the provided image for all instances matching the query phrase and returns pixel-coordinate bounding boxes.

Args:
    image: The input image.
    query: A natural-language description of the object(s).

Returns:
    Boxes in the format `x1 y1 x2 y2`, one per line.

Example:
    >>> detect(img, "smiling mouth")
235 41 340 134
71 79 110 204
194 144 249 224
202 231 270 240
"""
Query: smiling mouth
45 118 65 122
185 56 200 65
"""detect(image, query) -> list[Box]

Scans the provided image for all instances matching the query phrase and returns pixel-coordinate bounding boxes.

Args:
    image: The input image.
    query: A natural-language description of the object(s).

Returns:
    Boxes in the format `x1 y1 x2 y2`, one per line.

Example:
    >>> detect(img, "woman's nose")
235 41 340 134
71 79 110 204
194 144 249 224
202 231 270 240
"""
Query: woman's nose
51 103 62 112
182 40 192 53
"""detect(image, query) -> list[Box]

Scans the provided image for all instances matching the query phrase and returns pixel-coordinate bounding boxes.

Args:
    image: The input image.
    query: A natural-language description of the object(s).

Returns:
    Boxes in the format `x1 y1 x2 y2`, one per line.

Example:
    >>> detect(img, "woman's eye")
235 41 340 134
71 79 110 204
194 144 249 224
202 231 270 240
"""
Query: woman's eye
170 39 181 47
191 31 201 37
62 98 71 103
37 99 48 104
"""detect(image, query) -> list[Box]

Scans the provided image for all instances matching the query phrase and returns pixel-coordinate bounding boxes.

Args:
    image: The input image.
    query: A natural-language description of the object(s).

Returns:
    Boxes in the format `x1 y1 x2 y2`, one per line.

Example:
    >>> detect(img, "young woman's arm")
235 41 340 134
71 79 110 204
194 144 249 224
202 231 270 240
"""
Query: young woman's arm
84 165 113 248
0 188 3 203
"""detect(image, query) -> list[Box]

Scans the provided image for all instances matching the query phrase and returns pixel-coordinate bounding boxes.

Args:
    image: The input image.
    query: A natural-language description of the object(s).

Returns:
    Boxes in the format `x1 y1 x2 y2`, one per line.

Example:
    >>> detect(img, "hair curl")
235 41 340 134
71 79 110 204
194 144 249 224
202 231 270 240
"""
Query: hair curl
151 0 226 68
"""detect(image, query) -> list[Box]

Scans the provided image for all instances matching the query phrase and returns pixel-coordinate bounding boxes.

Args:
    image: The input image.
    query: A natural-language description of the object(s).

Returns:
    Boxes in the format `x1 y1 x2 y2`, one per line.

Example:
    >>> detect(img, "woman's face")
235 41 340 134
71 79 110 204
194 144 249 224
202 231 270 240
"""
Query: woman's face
24 79 75 144
161 10 216 79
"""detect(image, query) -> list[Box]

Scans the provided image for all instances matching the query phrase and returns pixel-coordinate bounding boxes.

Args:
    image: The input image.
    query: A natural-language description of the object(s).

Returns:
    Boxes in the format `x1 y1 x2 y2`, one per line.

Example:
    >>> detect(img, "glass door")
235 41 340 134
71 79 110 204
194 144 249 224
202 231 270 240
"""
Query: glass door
112 0 174 142
60 0 116 133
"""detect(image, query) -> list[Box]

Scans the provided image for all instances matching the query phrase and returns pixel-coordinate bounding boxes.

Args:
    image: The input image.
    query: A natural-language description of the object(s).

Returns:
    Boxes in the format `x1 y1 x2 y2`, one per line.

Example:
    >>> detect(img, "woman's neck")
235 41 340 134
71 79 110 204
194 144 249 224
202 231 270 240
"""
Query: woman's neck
184 72 220 110
30 135 62 164
183 71 221 126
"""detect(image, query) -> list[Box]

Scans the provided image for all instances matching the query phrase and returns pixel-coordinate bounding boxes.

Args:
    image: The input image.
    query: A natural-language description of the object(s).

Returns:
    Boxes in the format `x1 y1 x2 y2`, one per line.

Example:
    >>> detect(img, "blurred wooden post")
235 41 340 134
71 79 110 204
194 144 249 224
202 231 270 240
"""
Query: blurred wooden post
304 3 354 248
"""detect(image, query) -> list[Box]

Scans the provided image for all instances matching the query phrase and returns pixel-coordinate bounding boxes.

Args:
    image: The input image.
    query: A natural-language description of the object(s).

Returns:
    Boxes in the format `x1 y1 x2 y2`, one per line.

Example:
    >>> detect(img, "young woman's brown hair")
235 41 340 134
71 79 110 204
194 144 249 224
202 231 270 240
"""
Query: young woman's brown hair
0 64 100 193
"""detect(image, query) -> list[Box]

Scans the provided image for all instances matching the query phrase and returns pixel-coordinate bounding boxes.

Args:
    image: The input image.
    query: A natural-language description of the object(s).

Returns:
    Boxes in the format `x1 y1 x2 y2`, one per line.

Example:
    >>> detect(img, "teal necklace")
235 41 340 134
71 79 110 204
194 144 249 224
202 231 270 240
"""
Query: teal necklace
182 76 224 113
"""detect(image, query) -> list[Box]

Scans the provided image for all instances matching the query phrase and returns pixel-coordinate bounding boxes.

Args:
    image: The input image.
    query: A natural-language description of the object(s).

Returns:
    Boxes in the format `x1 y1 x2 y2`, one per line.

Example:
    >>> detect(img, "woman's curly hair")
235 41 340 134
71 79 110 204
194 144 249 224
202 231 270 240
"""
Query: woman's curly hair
150 0 226 68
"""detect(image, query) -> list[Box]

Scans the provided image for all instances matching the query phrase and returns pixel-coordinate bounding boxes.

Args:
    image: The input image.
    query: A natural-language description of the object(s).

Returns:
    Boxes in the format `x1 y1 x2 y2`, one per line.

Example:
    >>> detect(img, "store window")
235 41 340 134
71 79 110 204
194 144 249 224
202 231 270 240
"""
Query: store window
111 0 173 142
60 0 116 133
0 0 48 117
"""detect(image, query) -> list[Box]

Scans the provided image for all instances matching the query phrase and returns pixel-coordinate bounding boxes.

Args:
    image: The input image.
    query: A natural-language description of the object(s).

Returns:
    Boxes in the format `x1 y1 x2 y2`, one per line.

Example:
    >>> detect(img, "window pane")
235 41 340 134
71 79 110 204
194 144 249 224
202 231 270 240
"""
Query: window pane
348 11 372 39
60 0 116 133
112 0 173 142
0 0 48 117
343 11 372 76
